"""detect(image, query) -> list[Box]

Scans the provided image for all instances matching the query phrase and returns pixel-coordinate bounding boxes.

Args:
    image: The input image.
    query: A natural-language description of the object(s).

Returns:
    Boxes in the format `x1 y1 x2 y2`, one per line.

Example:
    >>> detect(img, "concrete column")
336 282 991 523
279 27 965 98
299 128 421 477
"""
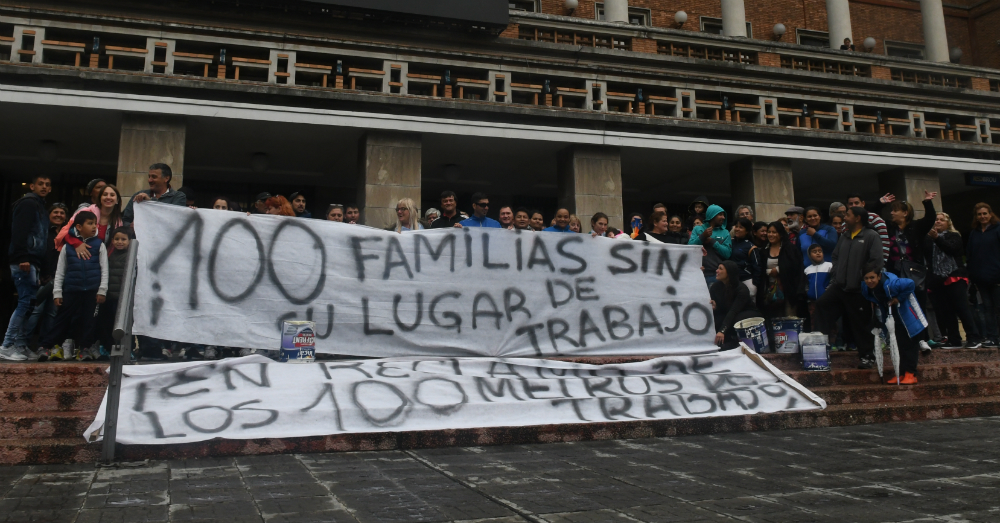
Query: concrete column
357 132 421 230
721 0 748 37
920 0 949 63
826 0 853 51
117 115 186 200
877 167 941 219
558 146 623 230
729 157 794 223
605 0 628 23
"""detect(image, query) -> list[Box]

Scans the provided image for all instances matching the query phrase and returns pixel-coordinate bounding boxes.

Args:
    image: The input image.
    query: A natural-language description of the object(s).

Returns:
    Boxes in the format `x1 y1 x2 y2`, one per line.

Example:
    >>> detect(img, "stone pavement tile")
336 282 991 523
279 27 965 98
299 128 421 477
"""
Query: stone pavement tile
0 509 79 523
954 508 1000 523
476 483 604 515
621 503 737 522
169 487 254 505
694 496 832 523
773 490 921 521
0 494 87 512
247 482 329 500
26 463 97 474
537 508 638 522
262 510 357 523
452 517 531 523
83 489 170 509
168 502 263 522
890 480 989 515
555 479 672 508
75 506 170 523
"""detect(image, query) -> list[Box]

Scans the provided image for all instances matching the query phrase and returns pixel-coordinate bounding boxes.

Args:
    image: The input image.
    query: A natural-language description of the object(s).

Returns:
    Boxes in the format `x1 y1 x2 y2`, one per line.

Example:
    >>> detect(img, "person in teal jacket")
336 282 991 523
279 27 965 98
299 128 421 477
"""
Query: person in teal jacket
688 204 732 285
862 265 929 384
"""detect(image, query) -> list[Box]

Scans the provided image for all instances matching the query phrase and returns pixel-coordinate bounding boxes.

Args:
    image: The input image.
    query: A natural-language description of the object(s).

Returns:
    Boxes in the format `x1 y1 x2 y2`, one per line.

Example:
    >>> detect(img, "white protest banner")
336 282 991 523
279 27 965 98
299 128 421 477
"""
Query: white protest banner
132 204 717 357
84 351 825 445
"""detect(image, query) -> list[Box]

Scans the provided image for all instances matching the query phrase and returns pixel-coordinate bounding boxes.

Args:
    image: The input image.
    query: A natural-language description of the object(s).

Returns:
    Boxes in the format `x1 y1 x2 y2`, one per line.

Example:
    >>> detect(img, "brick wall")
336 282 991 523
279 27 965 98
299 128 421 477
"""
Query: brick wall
870 65 891 80
631 37 658 53
971 77 991 91
500 23 520 39
532 0 997 69
758 52 781 67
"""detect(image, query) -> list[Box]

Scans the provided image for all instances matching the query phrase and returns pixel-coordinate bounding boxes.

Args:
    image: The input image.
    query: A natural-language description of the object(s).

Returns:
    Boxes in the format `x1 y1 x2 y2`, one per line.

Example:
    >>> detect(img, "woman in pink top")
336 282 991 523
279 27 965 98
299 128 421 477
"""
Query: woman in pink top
56 185 124 258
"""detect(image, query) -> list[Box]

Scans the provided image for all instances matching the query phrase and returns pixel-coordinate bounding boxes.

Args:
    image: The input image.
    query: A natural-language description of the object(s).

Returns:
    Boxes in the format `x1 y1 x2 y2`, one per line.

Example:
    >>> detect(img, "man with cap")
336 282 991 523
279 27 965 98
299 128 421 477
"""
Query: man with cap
785 206 805 248
77 179 106 211
252 192 273 214
290 192 311 218
122 163 188 226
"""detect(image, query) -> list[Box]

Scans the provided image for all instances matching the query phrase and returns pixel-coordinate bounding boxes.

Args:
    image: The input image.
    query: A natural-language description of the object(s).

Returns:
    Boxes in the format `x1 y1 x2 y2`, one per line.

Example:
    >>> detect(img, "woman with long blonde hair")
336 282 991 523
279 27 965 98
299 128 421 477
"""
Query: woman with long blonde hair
926 211 984 348
395 198 422 232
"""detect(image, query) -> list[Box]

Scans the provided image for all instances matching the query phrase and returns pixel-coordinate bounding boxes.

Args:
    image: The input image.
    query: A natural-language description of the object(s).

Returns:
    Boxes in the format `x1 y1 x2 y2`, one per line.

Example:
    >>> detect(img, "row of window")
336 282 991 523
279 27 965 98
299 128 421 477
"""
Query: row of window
509 1 930 58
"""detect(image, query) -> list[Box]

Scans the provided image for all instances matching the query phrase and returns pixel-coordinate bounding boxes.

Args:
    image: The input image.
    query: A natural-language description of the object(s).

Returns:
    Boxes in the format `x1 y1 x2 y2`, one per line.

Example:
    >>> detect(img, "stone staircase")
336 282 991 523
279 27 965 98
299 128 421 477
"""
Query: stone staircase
1 348 999 465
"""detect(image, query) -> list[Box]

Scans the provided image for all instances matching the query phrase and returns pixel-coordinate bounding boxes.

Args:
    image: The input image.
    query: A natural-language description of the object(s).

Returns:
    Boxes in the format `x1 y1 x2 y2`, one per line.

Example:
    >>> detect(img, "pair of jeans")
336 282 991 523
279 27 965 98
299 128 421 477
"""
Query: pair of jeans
39 291 99 350
974 281 1000 341
3 264 38 347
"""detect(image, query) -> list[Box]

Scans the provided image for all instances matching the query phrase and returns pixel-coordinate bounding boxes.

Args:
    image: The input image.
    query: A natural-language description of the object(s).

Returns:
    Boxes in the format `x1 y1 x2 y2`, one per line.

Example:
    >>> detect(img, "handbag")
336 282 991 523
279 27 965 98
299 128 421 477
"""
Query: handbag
899 260 927 290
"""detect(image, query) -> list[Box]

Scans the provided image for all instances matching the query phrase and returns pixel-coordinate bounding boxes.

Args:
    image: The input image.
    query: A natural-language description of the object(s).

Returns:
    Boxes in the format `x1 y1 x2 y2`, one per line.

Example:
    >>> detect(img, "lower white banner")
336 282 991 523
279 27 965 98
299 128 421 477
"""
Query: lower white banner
85 348 825 445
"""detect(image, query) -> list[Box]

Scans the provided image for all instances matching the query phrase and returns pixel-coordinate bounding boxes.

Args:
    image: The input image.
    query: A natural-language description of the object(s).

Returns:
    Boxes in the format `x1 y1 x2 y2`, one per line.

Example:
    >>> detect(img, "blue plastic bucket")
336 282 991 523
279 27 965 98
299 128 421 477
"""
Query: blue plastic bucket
769 317 804 354
735 317 770 353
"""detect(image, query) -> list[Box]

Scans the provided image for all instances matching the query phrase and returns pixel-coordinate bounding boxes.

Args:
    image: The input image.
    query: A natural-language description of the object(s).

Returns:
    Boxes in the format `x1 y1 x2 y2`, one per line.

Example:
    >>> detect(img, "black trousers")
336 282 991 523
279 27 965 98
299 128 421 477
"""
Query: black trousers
97 297 119 350
929 280 982 344
891 314 920 374
40 291 98 349
815 286 874 359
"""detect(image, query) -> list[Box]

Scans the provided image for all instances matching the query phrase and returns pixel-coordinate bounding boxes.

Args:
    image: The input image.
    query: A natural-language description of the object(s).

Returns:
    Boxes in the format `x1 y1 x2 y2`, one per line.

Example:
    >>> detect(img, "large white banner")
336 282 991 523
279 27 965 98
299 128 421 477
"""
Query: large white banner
133 204 717 357
84 350 825 445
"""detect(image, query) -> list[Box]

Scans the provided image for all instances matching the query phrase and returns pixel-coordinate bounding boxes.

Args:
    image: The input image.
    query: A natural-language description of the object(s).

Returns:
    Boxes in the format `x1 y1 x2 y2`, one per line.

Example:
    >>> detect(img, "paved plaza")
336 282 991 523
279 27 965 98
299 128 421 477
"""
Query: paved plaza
1 417 998 523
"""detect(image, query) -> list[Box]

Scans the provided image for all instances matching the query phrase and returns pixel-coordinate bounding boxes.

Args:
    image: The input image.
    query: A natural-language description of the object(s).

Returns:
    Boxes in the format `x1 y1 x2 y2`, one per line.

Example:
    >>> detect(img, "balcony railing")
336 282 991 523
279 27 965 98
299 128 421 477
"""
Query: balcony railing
890 68 971 89
2 14 997 149
780 55 870 77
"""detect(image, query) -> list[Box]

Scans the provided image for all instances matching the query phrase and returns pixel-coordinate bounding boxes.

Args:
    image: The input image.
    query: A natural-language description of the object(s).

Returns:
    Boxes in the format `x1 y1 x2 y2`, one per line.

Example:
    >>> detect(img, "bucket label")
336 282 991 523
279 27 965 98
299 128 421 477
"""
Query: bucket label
281 321 316 363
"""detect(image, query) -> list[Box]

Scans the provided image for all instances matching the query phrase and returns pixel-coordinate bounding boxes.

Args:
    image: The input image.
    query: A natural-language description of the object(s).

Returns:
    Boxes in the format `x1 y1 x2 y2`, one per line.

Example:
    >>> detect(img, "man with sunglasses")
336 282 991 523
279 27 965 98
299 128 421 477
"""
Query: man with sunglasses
457 192 501 228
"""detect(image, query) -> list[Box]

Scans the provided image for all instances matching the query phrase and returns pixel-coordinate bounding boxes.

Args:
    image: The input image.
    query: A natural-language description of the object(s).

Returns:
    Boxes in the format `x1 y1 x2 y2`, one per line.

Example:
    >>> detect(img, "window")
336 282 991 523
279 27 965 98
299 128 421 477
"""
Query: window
595 3 652 26
885 41 924 60
509 0 539 12
699 17 752 38
796 29 829 48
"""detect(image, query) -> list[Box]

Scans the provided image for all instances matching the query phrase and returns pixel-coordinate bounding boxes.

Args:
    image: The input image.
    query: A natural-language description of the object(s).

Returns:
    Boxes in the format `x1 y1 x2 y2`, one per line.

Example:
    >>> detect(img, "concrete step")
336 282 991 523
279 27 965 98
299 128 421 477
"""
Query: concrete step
785 362 1000 387
0 387 106 412
0 438 100 466
763 347 1000 372
0 363 108 389
107 395 1000 464
812 378 1000 405
0 411 95 439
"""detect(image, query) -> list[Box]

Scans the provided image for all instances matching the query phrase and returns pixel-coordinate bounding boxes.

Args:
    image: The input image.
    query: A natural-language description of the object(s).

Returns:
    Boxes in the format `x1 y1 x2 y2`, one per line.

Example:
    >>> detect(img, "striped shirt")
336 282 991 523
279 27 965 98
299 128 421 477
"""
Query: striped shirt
869 214 890 261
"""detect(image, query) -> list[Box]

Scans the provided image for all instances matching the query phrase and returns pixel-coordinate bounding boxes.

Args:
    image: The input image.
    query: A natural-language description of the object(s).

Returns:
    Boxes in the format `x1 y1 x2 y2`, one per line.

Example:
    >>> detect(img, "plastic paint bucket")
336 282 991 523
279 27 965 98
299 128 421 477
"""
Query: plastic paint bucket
801 332 831 371
280 321 316 363
769 317 803 354
735 317 770 353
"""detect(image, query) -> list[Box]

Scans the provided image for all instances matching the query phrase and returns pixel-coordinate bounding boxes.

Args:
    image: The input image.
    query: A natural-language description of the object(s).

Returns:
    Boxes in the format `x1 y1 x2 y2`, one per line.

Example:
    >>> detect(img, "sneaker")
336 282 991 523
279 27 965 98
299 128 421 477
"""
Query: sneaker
203 346 218 360
162 348 174 360
857 357 874 369
942 338 963 349
886 374 902 384
919 340 932 355
14 345 37 361
900 372 918 384
966 340 984 349
0 345 28 361
36 348 53 362
927 339 942 348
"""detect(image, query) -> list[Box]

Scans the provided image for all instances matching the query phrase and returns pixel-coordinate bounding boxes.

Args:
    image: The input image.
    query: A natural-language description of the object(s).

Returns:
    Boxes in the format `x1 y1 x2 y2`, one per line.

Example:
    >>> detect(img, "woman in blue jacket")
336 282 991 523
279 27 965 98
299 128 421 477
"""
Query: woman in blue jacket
799 207 838 263
862 266 929 384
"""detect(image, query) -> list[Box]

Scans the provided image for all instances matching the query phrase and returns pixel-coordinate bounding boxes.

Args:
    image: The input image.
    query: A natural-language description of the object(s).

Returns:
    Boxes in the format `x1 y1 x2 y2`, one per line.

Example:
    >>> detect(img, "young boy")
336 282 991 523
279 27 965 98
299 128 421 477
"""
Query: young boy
804 243 833 333
862 263 929 384
37 211 108 361
95 227 132 358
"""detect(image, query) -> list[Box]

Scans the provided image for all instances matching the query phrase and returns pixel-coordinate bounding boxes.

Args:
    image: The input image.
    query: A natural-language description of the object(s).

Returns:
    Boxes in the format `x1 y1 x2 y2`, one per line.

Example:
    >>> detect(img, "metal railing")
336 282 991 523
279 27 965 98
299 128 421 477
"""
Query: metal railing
100 240 139 464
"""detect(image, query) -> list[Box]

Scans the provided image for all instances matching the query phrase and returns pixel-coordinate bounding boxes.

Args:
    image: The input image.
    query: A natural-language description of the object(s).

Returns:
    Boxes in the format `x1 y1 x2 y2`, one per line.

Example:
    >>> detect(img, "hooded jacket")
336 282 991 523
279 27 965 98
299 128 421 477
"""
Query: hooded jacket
799 223 838 263
830 226 884 293
688 195 709 218
862 271 928 339
688 205 732 276
8 192 48 266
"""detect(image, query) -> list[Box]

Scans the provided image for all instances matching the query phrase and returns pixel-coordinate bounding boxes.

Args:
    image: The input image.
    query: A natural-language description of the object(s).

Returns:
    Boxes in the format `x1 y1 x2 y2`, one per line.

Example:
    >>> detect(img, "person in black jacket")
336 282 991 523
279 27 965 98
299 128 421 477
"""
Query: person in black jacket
925 212 984 348
635 211 686 244
967 203 1000 347
23 203 69 340
754 221 805 321
710 260 761 350
730 218 759 293
884 191 937 350
3 175 51 361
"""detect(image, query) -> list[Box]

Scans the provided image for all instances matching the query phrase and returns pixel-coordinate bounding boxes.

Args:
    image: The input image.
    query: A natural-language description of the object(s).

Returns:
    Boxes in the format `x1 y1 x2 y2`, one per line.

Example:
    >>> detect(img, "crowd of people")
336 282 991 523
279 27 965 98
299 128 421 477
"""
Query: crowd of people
3 164 1000 384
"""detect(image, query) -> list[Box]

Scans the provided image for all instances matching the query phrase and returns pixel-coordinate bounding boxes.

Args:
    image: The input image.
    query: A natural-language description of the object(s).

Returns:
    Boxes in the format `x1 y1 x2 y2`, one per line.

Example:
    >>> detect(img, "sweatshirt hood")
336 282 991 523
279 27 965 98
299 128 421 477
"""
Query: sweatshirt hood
705 204 726 225
688 195 709 215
